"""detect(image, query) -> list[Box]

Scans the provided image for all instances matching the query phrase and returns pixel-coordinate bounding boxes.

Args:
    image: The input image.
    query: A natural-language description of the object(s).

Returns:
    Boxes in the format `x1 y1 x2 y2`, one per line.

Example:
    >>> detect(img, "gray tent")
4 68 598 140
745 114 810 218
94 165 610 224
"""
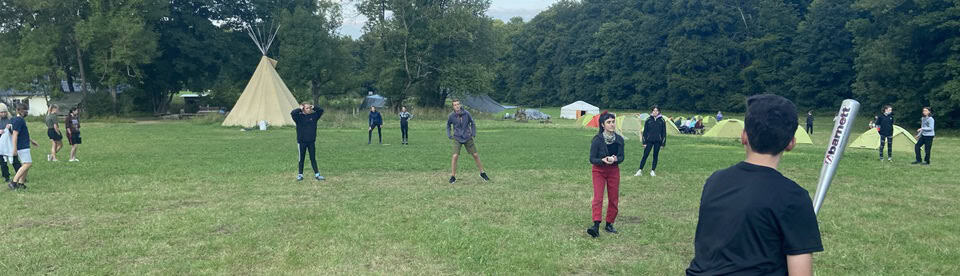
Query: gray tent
460 94 506 113
523 109 551 120
359 94 387 109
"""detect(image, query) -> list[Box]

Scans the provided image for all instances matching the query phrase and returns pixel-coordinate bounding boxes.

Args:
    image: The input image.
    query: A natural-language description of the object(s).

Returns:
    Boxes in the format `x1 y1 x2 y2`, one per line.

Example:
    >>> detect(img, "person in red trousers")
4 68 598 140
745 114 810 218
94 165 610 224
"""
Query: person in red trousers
587 111 625 238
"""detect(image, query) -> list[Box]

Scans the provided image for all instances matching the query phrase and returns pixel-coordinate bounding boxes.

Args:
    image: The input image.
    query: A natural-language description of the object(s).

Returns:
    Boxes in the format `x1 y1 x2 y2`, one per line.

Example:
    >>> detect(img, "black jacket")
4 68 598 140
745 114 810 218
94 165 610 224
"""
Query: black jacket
590 133 625 166
643 116 667 146
806 114 814 125
877 113 894 136
291 107 324 142
369 111 383 126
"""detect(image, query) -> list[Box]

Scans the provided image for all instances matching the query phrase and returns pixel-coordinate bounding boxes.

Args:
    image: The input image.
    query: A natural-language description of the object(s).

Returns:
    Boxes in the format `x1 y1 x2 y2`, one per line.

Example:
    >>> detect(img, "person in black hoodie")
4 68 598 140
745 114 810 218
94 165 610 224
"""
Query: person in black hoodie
636 106 666 177
876 105 895 161
291 102 324 181
806 110 814 135
587 111 625 238
368 106 383 145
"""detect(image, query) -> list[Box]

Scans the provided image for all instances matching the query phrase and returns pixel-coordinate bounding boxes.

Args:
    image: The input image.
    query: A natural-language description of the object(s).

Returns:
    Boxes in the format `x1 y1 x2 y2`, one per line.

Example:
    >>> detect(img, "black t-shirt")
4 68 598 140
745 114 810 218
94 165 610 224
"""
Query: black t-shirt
11 116 31 149
687 162 823 276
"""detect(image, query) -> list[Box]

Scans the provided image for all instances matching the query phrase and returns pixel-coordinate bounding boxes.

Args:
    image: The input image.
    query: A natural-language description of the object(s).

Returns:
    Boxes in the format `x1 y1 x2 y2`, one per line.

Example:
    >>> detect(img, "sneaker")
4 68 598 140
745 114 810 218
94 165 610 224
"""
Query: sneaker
634 169 643 176
911 161 922 165
297 174 304 181
480 172 490 182
69 158 79 162
887 157 892 162
604 223 618 234
650 170 656 177
586 225 599 238
921 162 930 166
315 174 325 181
8 181 16 190
879 156 884 161
449 176 457 184
17 183 25 189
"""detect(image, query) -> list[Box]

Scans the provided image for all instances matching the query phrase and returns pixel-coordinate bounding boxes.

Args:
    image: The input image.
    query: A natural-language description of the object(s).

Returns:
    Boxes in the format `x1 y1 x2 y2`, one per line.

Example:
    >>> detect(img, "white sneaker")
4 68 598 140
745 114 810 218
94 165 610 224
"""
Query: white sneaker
650 171 657 177
47 154 51 161
69 158 79 162
887 158 893 162
634 169 643 176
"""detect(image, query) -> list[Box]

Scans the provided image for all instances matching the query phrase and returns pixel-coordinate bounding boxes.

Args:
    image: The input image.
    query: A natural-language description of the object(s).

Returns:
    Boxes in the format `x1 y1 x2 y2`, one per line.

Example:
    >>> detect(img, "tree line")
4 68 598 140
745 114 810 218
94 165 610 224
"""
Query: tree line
0 0 957 127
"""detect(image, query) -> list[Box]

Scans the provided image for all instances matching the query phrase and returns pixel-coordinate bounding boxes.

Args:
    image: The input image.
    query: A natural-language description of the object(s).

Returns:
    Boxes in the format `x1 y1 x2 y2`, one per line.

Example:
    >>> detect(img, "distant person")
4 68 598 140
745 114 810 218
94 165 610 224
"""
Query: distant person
876 105 895 161
446 99 489 184
636 106 666 177
398 106 413 145
806 110 814 135
586 112 625 238
913 107 935 165
0 103 21 182
64 107 81 162
686 94 822 275
869 116 877 129
716 111 723 121
10 103 39 190
368 106 382 145
291 102 325 181
45 104 63 161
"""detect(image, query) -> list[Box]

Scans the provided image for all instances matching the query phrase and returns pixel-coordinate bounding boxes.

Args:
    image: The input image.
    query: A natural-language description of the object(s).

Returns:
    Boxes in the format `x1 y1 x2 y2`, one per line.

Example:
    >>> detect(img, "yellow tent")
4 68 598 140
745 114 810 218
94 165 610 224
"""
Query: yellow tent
703 119 745 138
702 116 717 127
222 56 300 128
665 119 681 135
849 125 917 152
794 125 813 144
619 115 644 138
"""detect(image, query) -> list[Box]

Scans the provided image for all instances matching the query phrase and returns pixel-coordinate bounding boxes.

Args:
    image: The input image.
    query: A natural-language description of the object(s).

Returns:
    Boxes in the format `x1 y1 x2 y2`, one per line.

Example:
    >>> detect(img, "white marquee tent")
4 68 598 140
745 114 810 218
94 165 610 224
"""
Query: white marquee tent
560 101 600 119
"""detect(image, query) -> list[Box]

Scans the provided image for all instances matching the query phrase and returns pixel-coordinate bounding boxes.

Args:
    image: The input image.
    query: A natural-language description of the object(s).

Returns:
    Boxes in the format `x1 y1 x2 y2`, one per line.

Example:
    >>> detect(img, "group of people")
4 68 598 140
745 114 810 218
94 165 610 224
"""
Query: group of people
590 95 823 275
869 105 936 165
2 103 82 190
291 99 489 184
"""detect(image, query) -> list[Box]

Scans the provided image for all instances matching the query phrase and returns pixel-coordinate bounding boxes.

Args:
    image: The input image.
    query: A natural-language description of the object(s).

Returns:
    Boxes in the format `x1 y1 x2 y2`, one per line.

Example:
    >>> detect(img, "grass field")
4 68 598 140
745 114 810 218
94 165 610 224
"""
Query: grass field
1 112 957 274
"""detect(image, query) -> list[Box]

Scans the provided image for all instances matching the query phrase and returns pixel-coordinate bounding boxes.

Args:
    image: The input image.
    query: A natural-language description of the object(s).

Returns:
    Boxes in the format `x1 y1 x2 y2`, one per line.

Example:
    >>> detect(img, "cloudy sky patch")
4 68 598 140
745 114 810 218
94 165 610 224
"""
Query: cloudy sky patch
336 0 557 38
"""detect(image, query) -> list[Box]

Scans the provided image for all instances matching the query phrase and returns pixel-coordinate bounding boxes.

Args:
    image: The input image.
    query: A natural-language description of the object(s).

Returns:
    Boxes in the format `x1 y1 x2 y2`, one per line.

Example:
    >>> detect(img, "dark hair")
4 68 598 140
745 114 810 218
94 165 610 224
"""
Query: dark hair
651 105 660 112
69 107 78 114
597 111 616 134
883 105 892 111
922 106 932 116
451 99 460 104
744 94 798 155
16 103 28 111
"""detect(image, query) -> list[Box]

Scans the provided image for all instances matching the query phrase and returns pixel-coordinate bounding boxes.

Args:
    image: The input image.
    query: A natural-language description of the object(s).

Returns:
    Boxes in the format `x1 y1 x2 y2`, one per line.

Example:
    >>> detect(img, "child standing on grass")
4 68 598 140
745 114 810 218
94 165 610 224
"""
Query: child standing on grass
45 104 63 161
806 110 814 135
65 107 81 162
446 99 489 184
398 106 412 145
368 106 383 145
913 107 935 165
291 102 325 181
636 106 666 177
0 103 21 182
686 94 822 275
10 103 39 190
877 105 895 161
586 112 624 238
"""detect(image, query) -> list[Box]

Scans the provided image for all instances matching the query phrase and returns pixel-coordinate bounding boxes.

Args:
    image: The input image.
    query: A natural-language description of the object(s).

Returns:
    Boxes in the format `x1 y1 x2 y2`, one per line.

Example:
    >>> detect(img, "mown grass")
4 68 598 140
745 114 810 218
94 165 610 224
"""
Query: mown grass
0 112 957 274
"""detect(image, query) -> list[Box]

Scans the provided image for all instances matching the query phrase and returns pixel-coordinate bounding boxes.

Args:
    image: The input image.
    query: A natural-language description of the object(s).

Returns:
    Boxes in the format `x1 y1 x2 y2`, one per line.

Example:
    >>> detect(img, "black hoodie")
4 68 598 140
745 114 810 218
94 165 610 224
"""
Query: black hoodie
876 113 894 136
643 116 667 146
291 107 324 142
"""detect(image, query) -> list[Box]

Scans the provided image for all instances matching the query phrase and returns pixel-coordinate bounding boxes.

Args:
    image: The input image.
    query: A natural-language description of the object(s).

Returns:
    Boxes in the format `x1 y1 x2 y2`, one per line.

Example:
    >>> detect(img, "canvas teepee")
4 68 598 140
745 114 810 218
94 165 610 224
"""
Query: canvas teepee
222 24 300 128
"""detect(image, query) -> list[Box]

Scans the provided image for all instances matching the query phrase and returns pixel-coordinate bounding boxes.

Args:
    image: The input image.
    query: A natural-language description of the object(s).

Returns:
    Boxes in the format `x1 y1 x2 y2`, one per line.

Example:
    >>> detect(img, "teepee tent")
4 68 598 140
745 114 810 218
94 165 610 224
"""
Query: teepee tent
223 24 300 128
703 119 745 138
561 101 600 119
849 125 917 152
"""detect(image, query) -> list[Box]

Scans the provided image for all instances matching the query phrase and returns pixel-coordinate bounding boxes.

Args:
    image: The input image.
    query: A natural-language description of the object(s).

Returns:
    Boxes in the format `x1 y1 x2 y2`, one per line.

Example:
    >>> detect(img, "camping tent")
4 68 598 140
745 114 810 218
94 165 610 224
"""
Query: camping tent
223 25 300 128
359 93 387 109
665 119 682 135
849 125 917 152
222 55 300 127
620 115 644 137
703 119 745 138
638 113 650 121
560 101 600 119
702 116 717 127
794 126 813 144
586 114 601 128
461 94 506 113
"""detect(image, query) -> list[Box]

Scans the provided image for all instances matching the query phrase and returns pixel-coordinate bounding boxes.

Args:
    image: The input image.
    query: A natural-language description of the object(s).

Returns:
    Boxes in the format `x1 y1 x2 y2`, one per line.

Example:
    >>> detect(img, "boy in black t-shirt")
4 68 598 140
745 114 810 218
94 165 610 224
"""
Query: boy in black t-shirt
687 94 823 276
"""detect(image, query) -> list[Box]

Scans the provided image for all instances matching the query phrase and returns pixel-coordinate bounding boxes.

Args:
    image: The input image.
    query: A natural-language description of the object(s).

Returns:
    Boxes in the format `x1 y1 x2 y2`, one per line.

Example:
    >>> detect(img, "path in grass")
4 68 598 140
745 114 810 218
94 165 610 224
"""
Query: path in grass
1 118 957 274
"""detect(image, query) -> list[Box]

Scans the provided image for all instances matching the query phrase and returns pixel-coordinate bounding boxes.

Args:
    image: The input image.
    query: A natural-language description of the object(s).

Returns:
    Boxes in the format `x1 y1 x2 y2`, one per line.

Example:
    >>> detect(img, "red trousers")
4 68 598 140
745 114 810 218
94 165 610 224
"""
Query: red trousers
591 164 620 223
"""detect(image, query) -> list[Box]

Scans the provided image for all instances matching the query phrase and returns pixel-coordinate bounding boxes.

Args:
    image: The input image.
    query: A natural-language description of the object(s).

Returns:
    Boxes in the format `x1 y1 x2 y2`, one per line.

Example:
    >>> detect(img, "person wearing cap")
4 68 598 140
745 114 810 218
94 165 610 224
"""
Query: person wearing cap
0 103 21 182
10 103 39 190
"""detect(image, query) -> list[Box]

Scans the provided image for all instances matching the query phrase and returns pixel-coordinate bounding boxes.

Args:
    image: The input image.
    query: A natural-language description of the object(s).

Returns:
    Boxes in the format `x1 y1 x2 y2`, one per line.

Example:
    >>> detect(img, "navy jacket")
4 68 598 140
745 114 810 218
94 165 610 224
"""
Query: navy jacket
877 113 894 136
291 107 324 142
369 111 383 126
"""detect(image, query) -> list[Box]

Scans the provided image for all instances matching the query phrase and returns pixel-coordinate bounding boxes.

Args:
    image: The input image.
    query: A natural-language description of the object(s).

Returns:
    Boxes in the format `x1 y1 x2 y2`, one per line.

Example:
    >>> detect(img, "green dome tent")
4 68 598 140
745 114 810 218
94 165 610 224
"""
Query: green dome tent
794 126 813 144
849 125 917 152
703 119 745 138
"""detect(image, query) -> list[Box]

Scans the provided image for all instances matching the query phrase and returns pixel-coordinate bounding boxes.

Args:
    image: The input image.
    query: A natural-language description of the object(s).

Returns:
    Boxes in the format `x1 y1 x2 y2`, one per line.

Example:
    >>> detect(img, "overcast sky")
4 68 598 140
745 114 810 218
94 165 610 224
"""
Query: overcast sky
337 0 558 38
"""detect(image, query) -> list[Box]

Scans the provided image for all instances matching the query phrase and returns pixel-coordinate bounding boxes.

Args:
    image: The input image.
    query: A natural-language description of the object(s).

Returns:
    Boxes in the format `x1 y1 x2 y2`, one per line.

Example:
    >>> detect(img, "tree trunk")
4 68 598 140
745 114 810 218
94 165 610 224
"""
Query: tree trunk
75 47 88 104
111 86 118 114
311 80 320 107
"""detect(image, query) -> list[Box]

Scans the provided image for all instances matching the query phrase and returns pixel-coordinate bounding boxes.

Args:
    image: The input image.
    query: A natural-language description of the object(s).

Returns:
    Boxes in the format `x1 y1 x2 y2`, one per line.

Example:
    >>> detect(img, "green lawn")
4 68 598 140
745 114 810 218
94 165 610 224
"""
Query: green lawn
1 114 957 274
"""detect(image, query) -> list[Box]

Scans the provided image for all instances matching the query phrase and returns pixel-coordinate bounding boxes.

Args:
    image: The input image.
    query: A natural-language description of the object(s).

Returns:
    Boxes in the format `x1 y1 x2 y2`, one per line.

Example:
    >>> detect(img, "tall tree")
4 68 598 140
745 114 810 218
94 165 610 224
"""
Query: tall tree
278 3 350 105
788 0 856 110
